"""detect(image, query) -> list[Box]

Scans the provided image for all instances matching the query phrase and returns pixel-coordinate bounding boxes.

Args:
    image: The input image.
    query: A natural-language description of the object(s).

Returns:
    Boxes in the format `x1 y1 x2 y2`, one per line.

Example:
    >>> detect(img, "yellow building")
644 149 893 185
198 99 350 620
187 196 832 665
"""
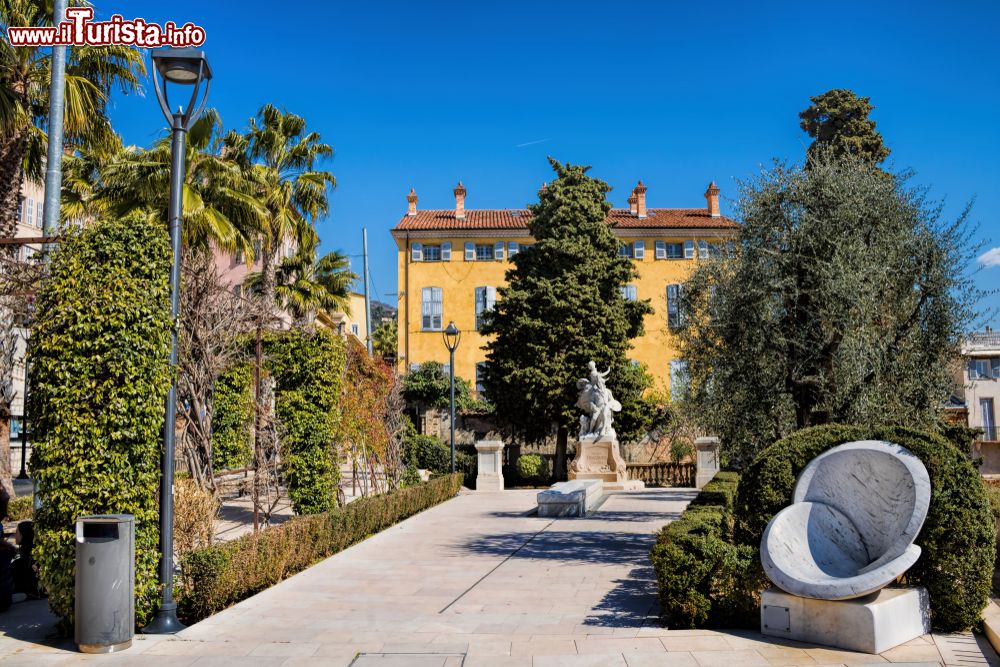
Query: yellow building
391 181 739 396
317 291 369 345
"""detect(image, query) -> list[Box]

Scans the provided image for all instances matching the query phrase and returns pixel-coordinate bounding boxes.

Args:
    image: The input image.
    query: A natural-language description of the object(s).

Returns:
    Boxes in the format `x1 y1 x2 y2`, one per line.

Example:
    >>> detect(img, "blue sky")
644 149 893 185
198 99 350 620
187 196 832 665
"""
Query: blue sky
101 0 999 325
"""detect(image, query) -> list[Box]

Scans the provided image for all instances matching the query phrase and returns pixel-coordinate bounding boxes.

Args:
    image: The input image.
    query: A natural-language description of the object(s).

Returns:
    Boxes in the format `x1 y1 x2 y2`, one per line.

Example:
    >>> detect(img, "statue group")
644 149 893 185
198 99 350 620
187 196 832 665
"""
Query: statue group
575 361 622 440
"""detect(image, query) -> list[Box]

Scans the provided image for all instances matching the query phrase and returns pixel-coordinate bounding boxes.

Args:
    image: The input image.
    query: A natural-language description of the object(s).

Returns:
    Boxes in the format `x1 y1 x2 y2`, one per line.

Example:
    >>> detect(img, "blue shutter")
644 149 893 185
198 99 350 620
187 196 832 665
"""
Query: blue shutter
634 240 645 260
441 241 452 260
508 241 519 256
486 286 497 310
494 241 505 260
993 358 1000 379
411 243 423 262
655 240 666 259
684 240 695 259
698 240 709 258
465 242 475 261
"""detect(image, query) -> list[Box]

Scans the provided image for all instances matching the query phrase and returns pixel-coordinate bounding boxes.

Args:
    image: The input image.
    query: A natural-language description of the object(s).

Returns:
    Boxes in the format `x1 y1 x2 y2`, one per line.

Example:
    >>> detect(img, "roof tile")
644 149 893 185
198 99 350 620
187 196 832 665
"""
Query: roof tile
393 208 738 231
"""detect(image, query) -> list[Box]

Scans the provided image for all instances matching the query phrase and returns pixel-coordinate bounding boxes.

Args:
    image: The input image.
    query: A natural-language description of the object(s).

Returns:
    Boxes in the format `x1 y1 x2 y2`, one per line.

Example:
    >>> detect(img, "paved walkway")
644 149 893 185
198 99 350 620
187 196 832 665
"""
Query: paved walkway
1 488 997 667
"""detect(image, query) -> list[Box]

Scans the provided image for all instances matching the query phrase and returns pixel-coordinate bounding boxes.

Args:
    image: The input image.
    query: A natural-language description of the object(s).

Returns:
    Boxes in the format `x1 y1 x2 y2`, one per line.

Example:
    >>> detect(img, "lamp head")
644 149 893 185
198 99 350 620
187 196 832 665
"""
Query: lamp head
152 48 212 84
443 321 461 351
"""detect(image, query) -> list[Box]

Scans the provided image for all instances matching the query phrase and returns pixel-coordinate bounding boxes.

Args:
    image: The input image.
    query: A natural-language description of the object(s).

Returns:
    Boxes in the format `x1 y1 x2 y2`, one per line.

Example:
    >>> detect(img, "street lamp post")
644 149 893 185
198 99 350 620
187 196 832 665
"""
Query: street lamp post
442 322 461 474
143 48 212 636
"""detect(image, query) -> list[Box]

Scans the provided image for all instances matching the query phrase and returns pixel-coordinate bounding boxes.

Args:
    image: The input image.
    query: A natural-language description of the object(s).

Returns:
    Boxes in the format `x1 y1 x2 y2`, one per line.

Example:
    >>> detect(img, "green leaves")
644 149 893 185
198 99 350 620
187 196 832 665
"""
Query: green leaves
29 215 172 626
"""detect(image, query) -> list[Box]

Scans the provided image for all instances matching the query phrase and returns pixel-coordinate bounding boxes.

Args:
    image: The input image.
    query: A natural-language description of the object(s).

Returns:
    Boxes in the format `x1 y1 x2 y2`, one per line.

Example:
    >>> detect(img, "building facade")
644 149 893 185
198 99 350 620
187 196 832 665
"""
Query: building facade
391 181 739 396
317 291 369 344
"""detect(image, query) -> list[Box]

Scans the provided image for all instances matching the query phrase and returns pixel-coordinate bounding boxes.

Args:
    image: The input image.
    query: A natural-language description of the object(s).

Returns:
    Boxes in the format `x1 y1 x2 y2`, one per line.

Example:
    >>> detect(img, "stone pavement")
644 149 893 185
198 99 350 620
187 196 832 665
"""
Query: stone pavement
1 488 997 667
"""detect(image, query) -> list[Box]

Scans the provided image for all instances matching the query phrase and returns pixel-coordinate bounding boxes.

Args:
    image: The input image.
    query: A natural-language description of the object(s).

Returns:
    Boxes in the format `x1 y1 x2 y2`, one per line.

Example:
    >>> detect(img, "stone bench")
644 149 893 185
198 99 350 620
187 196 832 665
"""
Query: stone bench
537 479 603 517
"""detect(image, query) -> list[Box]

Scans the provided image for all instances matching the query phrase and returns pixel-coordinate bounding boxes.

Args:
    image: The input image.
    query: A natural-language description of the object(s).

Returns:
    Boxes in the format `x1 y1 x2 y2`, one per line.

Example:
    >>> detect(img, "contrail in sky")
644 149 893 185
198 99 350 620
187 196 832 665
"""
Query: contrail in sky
515 138 551 148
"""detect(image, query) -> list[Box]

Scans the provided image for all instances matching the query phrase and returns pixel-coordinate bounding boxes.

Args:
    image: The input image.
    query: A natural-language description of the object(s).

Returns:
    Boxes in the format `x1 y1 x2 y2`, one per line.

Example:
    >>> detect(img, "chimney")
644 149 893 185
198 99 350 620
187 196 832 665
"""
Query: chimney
634 180 647 218
406 188 418 216
628 193 638 215
454 181 467 219
705 181 721 218
539 181 548 195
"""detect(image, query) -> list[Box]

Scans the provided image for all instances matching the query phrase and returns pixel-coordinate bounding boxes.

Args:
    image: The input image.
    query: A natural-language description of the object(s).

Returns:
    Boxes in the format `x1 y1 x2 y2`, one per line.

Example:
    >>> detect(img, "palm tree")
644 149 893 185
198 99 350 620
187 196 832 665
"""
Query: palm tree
97 109 265 256
227 104 336 317
0 0 145 236
247 235 356 325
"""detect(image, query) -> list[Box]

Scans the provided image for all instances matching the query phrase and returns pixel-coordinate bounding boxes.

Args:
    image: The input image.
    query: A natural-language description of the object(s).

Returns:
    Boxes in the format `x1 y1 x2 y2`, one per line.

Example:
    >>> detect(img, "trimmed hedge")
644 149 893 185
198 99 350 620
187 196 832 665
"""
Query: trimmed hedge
405 434 451 473
650 472 758 628
178 473 462 622
29 216 172 626
734 424 996 632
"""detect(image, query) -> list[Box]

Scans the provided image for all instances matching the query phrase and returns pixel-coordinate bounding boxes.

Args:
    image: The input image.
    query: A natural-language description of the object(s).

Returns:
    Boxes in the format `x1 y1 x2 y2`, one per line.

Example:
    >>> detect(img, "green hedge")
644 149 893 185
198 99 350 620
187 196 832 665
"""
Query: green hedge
516 454 550 483
650 471 758 628
212 363 254 470
178 473 462 622
29 216 172 626
404 434 451 473
8 495 33 521
734 424 996 632
263 329 345 514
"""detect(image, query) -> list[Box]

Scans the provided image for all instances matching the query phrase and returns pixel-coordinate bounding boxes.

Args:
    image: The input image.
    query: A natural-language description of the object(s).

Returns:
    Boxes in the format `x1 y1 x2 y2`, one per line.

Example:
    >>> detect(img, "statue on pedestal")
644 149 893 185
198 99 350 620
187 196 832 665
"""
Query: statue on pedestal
575 361 622 440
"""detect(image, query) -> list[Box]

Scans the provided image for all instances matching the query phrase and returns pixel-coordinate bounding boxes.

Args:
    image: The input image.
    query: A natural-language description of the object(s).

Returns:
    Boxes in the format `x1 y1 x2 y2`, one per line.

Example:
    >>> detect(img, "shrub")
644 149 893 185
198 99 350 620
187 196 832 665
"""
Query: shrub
8 495 32 521
404 434 451 473
212 363 254 471
178 473 461 621
516 454 550 483
734 424 996 632
650 472 757 628
173 479 218 557
263 329 345 514
29 215 172 626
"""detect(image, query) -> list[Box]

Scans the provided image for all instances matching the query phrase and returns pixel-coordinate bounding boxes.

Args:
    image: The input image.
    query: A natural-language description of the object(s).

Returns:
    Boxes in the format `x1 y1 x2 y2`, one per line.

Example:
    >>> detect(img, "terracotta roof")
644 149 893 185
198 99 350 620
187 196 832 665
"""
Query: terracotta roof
393 208 739 232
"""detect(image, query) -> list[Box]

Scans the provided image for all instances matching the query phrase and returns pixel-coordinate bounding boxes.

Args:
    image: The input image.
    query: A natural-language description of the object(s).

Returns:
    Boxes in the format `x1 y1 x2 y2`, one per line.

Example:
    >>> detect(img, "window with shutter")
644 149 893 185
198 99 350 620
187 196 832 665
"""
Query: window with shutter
422 245 442 261
465 242 475 261
494 241 505 260
619 243 635 258
698 240 709 258
655 241 666 259
665 243 683 259
421 287 443 330
475 244 493 261
619 285 638 302
411 243 423 262
667 284 684 328
441 242 452 260
634 240 645 260
475 286 497 329
683 240 695 259
975 359 991 380
508 241 519 257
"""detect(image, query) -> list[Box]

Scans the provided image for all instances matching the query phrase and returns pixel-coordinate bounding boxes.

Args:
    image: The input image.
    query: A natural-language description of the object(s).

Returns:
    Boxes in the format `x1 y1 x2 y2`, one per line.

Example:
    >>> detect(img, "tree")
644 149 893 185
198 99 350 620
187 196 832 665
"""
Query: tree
480 159 652 478
676 151 979 465
227 105 336 317
401 361 476 411
800 89 890 166
246 234 355 325
0 0 145 234
372 319 397 362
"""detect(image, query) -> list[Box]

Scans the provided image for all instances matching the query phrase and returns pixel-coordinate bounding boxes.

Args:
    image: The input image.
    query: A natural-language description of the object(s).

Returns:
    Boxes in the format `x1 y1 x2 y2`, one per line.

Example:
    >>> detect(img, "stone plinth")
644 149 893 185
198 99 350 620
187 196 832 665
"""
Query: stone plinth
694 436 720 489
569 435 628 484
474 440 505 492
761 587 930 654
537 479 603 517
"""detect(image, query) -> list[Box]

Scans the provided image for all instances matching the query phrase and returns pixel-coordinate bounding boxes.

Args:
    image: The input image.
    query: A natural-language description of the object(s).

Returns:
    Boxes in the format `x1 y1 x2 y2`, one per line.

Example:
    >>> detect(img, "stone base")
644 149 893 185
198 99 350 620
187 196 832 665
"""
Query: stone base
568 436 628 484
537 479 603 517
474 440 505 492
761 587 930 654
603 480 645 492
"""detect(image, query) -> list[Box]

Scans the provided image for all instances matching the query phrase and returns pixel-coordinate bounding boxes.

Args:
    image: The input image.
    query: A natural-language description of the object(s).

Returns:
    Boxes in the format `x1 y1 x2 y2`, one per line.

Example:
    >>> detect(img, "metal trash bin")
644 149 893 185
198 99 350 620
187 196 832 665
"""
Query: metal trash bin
75 514 135 653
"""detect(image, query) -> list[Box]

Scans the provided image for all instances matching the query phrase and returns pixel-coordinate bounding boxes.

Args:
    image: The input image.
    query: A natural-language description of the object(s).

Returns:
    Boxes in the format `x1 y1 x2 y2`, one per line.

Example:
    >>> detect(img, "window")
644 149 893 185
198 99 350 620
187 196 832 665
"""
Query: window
25 198 33 226
970 358 1000 380
423 244 442 262
982 398 996 441
667 284 684 328
619 284 638 302
619 242 634 258
36 201 43 227
475 244 493 261
350 323 360 337
683 240 695 259
697 240 709 258
476 362 488 395
16 200 22 222
474 286 497 330
669 360 689 401
508 241 519 257
656 241 683 260
421 287 443 330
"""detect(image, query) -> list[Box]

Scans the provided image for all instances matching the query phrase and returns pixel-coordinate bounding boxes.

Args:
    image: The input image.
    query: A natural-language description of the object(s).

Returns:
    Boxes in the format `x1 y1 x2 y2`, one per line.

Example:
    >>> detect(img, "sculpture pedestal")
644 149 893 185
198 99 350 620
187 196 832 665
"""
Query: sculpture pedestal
568 435 643 491
474 440 505 492
695 436 721 489
761 587 930 654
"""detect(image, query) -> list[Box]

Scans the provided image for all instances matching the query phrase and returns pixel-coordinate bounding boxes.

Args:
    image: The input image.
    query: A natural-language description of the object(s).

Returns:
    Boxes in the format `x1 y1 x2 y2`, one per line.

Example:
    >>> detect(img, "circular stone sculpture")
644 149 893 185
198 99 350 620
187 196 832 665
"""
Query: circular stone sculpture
760 440 931 600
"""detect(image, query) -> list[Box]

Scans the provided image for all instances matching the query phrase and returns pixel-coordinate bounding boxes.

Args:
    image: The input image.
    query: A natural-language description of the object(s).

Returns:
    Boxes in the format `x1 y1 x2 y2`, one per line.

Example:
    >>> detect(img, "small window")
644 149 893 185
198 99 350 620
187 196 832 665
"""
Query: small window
350 323 360 336
971 358 998 380
423 244 442 262
475 244 493 261
619 285 638 302
476 362 488 395
666 243 684 259
421 287 443 331
619 242 635 259
667 284 684 328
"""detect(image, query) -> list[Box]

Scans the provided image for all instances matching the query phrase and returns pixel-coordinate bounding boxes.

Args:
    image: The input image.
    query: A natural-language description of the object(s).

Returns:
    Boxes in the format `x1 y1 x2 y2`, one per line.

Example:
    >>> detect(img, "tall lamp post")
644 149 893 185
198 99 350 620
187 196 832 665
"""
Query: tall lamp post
143 48 212 636
442 322 461 473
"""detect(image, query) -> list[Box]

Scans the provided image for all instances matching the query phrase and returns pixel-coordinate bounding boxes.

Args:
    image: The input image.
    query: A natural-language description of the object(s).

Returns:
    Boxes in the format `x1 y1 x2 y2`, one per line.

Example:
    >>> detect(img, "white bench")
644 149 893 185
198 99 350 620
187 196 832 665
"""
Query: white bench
537 479 603 517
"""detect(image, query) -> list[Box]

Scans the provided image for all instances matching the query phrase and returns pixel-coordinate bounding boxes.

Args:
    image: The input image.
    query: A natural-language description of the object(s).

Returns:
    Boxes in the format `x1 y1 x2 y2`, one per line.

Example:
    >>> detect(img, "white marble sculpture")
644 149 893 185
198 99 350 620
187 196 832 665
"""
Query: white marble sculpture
576 361 622 440
760 440 931 600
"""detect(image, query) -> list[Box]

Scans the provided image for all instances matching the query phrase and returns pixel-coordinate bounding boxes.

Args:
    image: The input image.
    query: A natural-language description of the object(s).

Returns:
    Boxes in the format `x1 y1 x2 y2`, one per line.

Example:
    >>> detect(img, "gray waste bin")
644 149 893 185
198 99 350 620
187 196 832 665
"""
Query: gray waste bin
75 514 135 653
